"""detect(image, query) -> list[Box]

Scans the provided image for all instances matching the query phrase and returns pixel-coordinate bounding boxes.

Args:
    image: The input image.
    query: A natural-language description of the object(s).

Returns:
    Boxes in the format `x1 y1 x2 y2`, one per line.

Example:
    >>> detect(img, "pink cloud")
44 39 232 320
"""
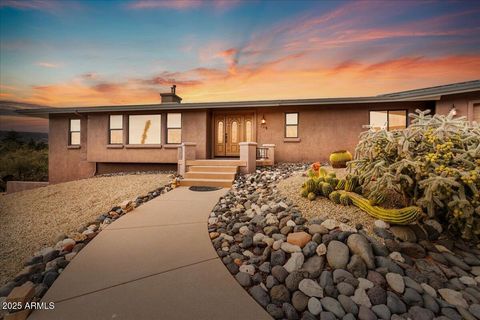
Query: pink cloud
127 0 240 10
35 62 61 68
0 0 82 13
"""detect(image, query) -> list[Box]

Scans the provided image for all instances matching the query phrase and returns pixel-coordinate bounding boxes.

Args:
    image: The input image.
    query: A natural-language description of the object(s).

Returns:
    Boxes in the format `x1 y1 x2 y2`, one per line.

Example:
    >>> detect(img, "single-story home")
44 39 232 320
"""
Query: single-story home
18 80 480 186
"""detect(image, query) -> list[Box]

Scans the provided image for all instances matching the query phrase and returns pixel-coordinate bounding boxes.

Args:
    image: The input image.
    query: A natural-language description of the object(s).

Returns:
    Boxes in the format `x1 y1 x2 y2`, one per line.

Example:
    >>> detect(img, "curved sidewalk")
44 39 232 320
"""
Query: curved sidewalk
30 187 270 320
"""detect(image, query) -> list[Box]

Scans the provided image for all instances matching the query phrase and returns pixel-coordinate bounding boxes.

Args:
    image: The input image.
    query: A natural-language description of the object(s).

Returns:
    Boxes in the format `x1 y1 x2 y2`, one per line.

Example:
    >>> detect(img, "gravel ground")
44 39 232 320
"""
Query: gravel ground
277 171 378 237
0 173 170 285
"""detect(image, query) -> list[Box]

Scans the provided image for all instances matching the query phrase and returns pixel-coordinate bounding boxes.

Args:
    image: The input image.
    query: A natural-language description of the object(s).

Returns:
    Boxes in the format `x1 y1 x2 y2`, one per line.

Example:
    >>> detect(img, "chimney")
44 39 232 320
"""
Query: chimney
160 85 182 103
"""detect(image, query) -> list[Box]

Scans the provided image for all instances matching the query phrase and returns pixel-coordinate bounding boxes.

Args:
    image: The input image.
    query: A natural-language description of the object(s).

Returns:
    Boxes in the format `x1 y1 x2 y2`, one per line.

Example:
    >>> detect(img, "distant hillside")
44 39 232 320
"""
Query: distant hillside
0 131 48 144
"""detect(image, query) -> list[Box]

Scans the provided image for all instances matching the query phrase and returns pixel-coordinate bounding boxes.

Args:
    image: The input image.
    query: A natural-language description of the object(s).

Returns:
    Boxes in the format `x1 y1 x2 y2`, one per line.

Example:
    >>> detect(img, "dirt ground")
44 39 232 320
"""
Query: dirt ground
277 169 379 237
0 173 171 285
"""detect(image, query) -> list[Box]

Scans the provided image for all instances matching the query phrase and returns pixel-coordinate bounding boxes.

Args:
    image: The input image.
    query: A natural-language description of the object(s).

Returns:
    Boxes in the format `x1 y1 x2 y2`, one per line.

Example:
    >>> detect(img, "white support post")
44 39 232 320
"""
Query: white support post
239 142 257 174
177 142 196 176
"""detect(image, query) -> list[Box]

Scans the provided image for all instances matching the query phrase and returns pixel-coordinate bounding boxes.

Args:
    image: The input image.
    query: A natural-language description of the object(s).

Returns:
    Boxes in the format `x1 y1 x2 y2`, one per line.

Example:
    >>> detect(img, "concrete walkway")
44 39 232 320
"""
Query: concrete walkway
30 187 271 320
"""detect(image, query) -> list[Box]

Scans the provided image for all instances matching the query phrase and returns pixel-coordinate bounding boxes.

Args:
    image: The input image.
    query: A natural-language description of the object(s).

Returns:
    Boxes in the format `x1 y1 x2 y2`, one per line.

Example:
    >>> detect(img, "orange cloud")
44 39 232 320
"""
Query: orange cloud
4 54 479 108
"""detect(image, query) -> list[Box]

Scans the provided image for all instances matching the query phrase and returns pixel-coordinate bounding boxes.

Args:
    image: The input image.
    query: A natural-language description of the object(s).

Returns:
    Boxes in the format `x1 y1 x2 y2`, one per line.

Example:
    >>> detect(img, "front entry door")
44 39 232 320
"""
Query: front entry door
214 114 254 157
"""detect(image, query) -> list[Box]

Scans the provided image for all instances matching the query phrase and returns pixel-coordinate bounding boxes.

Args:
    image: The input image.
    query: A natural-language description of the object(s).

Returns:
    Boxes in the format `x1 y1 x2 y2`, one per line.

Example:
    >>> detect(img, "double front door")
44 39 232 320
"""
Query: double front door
214 113 254 157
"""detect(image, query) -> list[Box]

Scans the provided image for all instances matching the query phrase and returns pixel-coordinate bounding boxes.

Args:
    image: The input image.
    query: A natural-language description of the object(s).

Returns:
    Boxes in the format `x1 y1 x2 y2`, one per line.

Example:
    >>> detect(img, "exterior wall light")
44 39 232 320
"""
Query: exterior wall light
261 115 266 125
450 104 457 116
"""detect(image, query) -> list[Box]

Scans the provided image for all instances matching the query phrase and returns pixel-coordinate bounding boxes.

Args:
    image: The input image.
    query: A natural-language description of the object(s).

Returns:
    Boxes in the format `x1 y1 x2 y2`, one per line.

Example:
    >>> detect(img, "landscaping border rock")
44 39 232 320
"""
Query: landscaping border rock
209 164 480 320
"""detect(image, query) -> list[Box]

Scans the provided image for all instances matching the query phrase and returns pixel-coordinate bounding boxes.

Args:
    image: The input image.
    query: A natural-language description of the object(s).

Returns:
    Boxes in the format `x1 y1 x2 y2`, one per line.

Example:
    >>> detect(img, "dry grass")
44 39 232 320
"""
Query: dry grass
0 174 170 285
278 169 378 236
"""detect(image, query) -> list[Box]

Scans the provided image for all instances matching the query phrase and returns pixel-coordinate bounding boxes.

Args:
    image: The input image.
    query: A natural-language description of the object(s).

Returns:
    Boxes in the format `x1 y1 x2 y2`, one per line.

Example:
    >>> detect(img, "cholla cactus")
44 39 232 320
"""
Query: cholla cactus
348 109 480 240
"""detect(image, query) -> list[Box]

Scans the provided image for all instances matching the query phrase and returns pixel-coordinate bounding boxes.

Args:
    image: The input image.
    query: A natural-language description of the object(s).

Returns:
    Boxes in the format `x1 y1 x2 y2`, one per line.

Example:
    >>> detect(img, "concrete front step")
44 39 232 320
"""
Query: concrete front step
179 178 233 188
188 165 238 173
186 160 246 167
184 171 236 180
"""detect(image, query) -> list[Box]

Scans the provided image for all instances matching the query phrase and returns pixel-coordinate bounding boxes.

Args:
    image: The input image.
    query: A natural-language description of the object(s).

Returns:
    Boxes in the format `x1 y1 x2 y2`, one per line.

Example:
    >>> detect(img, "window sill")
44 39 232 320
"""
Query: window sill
284 138 301 143
67 145 81 149
107 144 124 149
164 144 181 149
125 144 162 149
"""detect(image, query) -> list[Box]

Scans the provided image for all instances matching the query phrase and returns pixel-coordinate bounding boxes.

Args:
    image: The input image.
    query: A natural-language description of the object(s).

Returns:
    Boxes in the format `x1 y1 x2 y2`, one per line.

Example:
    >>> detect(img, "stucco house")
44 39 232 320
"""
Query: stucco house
18 80 480 187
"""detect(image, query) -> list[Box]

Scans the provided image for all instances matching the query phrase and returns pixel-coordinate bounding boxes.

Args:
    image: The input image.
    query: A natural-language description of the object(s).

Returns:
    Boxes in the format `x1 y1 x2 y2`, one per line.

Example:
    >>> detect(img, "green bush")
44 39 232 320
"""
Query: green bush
0 133 48 191
348 109 480 240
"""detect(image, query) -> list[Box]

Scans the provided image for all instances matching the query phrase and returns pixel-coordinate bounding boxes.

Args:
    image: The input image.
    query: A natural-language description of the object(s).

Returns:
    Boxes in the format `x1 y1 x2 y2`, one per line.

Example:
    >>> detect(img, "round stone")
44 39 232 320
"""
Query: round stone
358 305 377 320
326 241 349 269
292 290 309 312
386 272 405 293
421 283 437 297
337 282 355 296
438 288 468 308
347 234 375 269
239 264 255 275
272 265 289 283
270 284 290 304
285 271 305 291
338 294 358 316
367 286 387 305
308 297 322 315
271 250 286 266
320 297 346 318
283 252 304 273
408 306 434 320
316 243 327 256
235 272 252 287
372 304 391 320
374 220 390 229
352 288 372 308
299 279 324 298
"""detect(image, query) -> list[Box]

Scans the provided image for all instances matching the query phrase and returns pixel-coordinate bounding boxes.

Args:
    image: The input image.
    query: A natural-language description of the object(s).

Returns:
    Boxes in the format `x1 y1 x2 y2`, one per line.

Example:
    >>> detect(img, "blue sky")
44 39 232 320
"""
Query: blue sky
0 0 479 120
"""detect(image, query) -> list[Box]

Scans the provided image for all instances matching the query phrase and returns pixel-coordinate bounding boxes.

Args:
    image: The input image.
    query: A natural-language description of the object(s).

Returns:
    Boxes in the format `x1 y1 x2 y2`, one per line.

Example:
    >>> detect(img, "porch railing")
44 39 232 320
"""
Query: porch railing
256 147 269 160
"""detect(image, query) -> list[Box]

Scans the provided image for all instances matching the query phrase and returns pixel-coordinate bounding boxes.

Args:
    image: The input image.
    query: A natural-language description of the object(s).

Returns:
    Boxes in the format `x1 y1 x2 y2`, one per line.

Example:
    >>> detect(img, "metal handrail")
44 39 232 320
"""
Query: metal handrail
256 147 269 160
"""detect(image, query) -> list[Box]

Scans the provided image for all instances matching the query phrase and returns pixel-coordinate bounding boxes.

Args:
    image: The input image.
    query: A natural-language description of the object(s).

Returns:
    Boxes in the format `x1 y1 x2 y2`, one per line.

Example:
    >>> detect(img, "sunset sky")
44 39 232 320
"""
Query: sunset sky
1 0 480 132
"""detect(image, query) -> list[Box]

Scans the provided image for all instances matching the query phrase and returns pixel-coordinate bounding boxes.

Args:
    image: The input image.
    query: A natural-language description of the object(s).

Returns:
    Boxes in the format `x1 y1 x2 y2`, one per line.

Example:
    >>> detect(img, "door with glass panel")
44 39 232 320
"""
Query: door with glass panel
214 113 254 157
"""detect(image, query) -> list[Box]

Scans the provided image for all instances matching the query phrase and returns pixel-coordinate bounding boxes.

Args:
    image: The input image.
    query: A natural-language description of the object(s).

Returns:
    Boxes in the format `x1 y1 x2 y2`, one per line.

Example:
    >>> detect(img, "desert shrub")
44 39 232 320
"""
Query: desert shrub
0 134 48 191
348 109 480 240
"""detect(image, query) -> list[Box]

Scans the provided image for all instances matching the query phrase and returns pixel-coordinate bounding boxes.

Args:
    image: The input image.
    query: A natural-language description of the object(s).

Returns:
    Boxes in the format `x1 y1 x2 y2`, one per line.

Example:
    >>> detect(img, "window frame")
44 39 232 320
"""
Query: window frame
69 118 81 146
368 109 408 131
108 115 124 145
284 112 299 138
166 113 182 144
127 114 162 145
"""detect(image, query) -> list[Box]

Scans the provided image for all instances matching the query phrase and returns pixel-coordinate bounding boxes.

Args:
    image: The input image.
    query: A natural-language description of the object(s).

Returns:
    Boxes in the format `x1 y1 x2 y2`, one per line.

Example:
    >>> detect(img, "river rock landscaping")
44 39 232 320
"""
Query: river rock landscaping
0 178 177 318
208 164 480 320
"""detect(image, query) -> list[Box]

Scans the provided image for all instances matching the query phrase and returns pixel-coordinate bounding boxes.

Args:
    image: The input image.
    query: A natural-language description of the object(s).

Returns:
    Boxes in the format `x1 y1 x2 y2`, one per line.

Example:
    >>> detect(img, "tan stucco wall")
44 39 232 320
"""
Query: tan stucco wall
254 102 431 163
86 110 208 163
49 115 96 184
435 91 480 120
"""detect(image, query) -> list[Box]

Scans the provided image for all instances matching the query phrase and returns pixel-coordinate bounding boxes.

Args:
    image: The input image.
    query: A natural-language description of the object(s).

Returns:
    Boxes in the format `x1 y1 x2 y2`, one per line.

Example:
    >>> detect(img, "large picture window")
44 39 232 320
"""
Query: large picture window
109 115 123 144
285 112 299 138
167 113 182 144
128 115 161 144
69 119 81 145
369 110 407 131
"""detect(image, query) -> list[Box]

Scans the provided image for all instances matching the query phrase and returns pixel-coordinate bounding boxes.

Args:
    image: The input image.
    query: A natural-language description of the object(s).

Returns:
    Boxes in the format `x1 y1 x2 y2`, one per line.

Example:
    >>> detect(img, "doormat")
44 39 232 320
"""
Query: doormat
189 186 222 192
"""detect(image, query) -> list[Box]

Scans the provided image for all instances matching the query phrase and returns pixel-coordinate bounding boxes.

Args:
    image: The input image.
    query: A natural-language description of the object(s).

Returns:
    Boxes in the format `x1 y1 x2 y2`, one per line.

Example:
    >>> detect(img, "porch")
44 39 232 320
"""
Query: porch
177 142 275 187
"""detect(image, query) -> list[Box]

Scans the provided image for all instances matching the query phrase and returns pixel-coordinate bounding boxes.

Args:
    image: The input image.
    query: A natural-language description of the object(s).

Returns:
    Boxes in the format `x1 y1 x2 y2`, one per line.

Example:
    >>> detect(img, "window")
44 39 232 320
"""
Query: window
109 115 123 144
285 112 299 138
245 120 252 142
369 110 407 131
128 115 161 144
69 119 81 145
217 121 224 143
167 113 182 144
231 121 238 143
